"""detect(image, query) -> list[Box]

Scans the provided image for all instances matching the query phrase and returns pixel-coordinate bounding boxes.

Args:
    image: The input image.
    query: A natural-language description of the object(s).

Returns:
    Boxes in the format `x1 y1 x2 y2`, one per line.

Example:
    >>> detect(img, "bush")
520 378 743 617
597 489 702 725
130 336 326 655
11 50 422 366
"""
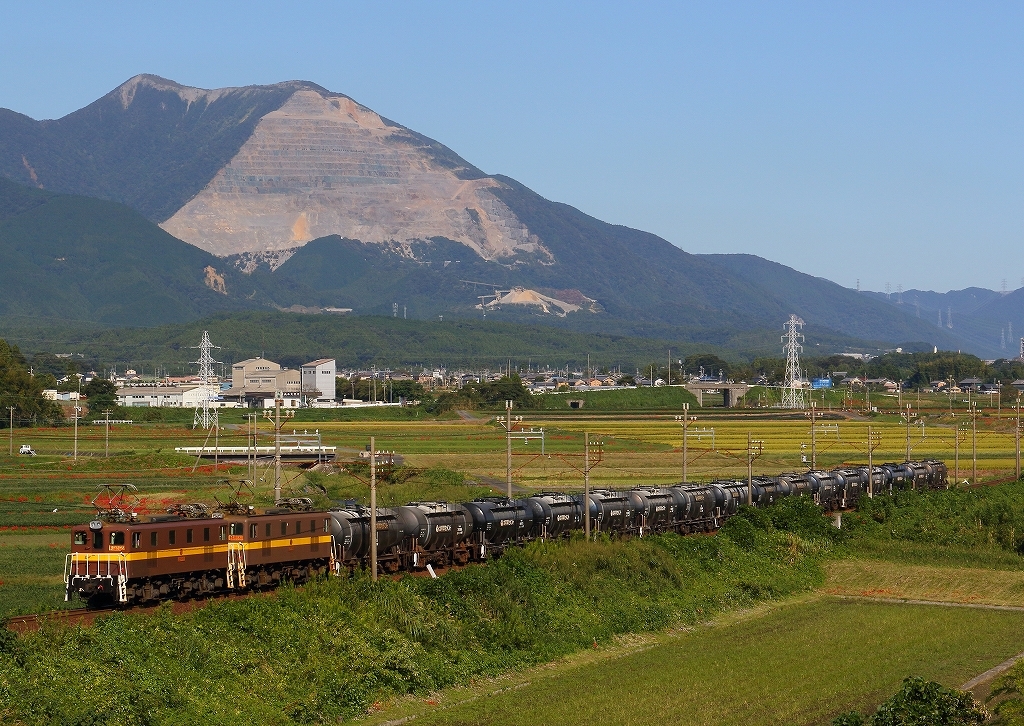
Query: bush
0 529 825 723
835 677 987 726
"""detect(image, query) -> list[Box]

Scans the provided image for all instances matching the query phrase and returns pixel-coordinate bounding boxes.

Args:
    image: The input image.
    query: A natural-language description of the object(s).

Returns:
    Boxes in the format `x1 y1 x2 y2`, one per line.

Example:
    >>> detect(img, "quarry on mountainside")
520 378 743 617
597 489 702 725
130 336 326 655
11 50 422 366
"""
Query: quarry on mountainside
159 89 550 262
477 287 602 317
0 75 997 354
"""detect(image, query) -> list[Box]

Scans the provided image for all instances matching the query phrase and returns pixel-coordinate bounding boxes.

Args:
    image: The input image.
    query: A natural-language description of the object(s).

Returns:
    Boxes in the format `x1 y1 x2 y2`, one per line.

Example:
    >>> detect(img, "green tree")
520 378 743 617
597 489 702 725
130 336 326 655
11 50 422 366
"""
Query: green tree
0 339 64 427
82 378 117 417
684 353 732 378
834 677 986 726
462 374 534 408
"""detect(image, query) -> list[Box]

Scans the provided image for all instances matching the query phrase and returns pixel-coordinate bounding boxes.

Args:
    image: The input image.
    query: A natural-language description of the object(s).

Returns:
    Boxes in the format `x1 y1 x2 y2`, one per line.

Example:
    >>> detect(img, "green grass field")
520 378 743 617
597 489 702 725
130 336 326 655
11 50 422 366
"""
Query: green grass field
369 596 1024 726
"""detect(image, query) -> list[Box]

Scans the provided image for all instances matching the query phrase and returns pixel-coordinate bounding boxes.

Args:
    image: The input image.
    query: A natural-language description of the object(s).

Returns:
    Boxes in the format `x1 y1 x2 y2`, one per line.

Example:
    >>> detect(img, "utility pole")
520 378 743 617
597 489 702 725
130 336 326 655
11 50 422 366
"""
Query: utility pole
972 402 978 485
866 425 881 497
901 404 919 461
954 421 968 486
7 406 14 456
506 401 513 497
275 396 282 501
584 432 591 540
73 404 81 461
675 403 696 482
103 410 112 458
746 432 764 505
247 413 257 483
263 392 294 503
804 401 818 469
1016 394 1021 481
370 436 377 582
579 433 603 540
497 400 523 498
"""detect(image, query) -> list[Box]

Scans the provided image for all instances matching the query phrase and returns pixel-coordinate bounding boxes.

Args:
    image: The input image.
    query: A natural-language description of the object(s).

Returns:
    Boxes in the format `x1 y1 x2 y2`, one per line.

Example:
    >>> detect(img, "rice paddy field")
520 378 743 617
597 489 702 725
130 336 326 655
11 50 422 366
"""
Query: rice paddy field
3 394 1024 724
365 595 1024 726
0 396 1021 618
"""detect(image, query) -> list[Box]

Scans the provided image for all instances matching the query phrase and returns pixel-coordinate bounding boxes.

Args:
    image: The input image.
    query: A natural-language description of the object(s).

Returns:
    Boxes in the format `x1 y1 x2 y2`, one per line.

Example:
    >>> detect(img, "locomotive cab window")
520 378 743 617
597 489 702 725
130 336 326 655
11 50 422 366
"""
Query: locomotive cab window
295 520 302 534
132 532 141 549
265 523 271 537
323 518 329 533
250 524 258 538
280 522 288 536
230 523 243 537
168 530 176 545
109 531 124 546
186 529 193 544
73 531 87 546
150 531 157 546
203 527 210 542
219 525 226 541
310 519 317 534
92 530 102 549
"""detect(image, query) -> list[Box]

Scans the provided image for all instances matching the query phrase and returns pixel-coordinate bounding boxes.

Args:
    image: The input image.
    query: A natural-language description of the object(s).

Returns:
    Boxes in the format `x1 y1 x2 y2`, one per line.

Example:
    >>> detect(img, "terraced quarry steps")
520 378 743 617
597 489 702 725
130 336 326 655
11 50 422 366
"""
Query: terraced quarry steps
161 90 545 260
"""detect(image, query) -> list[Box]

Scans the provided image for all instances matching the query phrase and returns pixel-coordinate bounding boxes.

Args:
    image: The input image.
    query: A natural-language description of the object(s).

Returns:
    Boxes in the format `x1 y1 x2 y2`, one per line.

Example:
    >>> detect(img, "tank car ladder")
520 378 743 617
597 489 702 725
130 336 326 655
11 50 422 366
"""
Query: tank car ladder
226 542 247 589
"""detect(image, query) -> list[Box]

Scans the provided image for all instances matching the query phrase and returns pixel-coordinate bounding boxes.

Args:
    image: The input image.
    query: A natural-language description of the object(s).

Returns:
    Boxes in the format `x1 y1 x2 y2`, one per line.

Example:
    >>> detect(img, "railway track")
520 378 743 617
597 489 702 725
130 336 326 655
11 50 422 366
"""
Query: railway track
3 589 273 633
4 607 113 633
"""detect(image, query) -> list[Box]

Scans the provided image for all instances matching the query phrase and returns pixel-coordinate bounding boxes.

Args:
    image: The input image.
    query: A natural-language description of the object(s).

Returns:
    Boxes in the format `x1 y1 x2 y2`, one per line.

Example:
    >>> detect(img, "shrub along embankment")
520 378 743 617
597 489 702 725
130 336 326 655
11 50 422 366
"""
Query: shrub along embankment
0 498 829 725
841 480 1024 558
6 483 1024 725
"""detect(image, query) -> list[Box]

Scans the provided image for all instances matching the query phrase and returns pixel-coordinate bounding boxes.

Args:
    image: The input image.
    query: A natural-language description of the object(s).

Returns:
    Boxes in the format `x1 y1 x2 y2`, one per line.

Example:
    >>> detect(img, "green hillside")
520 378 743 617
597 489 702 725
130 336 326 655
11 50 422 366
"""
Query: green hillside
0 75 980 354
0 311 748 372
0 178 260 325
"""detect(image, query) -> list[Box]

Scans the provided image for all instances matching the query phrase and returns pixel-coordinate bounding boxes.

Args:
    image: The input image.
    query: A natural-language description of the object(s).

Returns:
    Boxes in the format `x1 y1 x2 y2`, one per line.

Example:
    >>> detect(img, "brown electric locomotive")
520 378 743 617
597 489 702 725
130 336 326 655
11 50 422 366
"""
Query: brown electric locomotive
66 508 333 606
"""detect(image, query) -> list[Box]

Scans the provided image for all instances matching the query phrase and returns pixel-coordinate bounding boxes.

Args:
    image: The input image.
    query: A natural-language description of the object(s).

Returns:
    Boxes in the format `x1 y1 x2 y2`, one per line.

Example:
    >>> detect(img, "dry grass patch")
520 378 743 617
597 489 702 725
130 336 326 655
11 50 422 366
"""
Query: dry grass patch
824 559 1024 606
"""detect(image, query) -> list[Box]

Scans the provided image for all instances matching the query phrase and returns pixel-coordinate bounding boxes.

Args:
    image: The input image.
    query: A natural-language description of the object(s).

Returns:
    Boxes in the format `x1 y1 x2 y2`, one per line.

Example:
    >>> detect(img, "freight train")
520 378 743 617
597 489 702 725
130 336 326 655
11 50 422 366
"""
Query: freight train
65 459 947 607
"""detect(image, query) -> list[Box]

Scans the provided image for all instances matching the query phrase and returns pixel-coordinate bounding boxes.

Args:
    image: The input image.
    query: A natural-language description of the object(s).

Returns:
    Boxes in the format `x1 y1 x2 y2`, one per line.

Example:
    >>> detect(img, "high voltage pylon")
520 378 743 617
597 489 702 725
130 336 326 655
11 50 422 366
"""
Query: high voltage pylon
192 331 221 430
781 315 806 409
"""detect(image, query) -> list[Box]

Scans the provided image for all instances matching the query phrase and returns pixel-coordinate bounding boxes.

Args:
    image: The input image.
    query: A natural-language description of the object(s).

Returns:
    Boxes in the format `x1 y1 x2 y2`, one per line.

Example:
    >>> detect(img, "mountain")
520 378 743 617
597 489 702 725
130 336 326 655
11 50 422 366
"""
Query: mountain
865 286 1024 358
0 75 968 354
0 177 262 325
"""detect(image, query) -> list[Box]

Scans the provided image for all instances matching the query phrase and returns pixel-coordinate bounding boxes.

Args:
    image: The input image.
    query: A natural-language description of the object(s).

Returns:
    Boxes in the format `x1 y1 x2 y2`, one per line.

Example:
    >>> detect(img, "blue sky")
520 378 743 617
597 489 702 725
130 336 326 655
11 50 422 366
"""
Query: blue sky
2 1 1022 293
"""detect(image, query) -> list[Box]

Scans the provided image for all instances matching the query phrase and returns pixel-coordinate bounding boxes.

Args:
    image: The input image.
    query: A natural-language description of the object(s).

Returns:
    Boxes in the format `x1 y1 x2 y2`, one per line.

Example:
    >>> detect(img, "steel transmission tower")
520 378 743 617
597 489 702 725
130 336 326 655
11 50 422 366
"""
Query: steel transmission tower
192 331 221 430
781 315 806 409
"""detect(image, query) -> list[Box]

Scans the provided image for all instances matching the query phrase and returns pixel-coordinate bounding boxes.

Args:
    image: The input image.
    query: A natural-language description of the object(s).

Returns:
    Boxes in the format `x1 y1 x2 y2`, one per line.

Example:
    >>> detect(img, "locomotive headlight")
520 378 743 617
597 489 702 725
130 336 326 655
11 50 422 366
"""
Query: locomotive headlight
89 520 103 531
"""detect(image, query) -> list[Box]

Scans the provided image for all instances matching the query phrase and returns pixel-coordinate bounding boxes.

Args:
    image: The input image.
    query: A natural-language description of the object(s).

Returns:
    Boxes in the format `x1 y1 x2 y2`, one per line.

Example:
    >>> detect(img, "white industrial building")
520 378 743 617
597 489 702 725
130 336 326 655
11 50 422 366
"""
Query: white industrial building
117 385 226 408
301 358 336 402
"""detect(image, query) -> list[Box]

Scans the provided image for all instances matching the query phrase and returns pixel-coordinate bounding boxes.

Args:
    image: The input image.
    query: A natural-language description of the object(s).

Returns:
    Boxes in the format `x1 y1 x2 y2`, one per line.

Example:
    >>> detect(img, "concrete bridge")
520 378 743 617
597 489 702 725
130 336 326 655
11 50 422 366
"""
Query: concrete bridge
683 382 751 408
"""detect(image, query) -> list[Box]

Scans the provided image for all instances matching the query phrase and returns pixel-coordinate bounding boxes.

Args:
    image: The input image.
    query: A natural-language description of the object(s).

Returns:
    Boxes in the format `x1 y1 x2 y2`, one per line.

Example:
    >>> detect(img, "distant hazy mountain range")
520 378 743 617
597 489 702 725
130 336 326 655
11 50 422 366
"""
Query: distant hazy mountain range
1 74 1015 357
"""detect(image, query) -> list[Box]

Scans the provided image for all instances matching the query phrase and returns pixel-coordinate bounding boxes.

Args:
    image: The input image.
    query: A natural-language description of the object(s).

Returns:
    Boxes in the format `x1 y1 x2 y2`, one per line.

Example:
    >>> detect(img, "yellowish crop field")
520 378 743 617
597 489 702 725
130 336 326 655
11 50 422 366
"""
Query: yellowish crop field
0 407 1019 508
307 410 1022 491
